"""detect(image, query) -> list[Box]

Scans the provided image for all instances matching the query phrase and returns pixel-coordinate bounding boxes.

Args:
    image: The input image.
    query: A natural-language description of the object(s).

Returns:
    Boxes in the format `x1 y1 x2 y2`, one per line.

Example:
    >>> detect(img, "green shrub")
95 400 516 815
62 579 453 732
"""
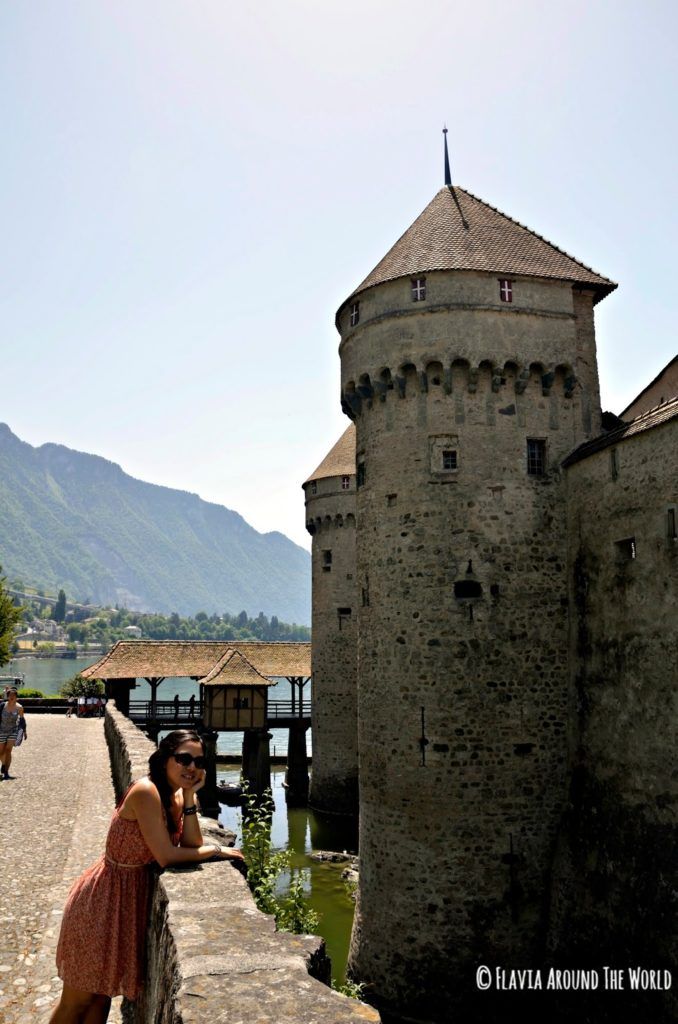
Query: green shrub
275 874 320 934
16 688 46 698
59 674 105 698
239 784 319 935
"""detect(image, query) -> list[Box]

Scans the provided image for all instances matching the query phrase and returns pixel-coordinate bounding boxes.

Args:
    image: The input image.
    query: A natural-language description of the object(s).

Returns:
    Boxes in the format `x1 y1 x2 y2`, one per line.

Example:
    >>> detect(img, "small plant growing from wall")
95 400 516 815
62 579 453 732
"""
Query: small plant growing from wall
331 977 365 1000
238 783 319 935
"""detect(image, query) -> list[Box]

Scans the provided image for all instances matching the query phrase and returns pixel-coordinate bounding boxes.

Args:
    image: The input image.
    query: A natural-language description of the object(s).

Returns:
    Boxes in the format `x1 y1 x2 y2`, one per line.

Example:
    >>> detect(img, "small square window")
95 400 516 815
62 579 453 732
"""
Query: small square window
499 279 513 303
357 459 366 488
341 475 350 490
429 434 459 478
668 508 677 541
338 607 352 629
350 302 360 327
615 537 636 561
411 277 426 301
527 439 546 476
310 481 317 495
322 550 332 572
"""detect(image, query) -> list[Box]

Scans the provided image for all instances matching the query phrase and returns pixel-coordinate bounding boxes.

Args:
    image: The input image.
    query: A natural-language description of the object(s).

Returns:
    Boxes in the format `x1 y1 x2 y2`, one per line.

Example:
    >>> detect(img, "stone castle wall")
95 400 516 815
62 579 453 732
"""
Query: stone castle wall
339 270 603 1021
546 417 678 1023
305 476 359 815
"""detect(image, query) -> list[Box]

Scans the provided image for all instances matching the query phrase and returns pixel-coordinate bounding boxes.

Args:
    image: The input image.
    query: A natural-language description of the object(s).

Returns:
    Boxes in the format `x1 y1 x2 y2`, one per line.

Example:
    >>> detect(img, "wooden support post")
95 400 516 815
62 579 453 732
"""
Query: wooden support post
105 678 136 717
242 729 271 798
285 721 310 806
198 728 219 818
147 677 164 720
253 731 272 798
145 723 160 744
242 729 257 788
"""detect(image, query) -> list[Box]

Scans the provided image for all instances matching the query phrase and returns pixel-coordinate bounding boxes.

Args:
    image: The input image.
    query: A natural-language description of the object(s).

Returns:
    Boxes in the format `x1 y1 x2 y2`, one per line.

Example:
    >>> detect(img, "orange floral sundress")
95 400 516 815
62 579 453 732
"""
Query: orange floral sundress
56 794 180 999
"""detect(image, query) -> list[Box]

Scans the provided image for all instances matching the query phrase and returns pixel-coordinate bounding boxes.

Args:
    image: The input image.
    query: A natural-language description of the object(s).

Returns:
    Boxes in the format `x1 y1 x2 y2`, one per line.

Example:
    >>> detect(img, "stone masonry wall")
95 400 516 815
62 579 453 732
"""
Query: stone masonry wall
546 418 678 1023
305 476 358 815
104 705 380 1024
340 270 602 1022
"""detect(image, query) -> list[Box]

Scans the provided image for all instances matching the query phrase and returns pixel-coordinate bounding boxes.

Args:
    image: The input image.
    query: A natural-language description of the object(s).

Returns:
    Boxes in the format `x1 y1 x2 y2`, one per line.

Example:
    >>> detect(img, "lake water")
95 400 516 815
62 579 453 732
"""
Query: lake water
8 657 353 983
7 656 312 756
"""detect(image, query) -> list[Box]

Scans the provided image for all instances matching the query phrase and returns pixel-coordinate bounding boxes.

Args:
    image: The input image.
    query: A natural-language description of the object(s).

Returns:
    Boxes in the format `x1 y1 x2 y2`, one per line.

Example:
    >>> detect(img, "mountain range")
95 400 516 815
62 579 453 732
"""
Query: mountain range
0 423 310 624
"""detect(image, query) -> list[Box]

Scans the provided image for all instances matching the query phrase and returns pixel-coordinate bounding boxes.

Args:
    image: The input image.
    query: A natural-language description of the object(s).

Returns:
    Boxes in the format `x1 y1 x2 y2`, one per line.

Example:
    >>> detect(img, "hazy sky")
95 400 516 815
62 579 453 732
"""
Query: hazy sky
2 1 676 550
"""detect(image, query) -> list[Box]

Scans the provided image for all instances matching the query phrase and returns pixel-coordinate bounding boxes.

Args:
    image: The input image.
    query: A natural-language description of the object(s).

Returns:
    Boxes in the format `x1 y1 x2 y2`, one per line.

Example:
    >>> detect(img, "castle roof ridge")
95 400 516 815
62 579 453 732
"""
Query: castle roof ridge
563 393 678 467
338 185 617 318
455 185 614 289
619 353 678 418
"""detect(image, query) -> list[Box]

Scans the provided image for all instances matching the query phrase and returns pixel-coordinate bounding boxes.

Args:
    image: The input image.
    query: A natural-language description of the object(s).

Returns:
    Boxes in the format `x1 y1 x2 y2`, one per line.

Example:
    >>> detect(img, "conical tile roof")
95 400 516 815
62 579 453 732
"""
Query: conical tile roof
341 186 616 311
304 424 356 484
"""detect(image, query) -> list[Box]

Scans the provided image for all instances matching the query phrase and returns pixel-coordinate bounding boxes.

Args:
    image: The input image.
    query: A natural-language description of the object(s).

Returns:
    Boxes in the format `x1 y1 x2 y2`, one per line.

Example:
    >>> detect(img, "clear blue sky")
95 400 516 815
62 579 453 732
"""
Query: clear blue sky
2 0 676 550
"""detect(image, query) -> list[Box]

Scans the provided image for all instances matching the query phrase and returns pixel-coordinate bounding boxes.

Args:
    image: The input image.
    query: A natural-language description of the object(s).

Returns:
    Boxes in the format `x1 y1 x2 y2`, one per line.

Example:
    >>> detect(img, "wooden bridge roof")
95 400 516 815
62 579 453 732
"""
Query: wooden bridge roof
201 649 275 687
82 640 311 681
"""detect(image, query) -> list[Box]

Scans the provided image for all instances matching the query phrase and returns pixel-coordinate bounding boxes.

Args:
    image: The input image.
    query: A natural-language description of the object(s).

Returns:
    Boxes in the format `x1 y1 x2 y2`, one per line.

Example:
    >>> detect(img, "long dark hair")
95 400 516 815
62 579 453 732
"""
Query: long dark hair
148 729 204 836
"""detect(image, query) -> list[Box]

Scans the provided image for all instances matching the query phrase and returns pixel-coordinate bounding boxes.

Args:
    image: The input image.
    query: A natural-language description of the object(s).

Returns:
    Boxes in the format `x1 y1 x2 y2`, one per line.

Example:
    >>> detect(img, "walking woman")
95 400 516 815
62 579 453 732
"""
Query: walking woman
49 729 244 1023
0 682 27 779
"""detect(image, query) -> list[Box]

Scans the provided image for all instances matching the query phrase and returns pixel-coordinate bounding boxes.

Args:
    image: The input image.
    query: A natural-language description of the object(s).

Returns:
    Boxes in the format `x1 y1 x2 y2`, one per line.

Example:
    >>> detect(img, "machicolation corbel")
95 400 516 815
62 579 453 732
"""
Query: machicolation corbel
541 371 555 396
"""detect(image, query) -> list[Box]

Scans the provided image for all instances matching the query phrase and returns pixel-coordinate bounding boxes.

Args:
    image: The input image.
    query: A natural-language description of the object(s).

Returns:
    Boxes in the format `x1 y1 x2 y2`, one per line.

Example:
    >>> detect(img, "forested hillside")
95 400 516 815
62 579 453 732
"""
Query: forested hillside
0 424 310 624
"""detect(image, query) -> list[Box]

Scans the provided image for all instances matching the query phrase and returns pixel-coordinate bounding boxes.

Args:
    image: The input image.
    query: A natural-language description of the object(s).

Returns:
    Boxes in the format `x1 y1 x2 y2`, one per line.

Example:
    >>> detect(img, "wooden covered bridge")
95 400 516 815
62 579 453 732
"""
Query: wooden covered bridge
82 640 312 808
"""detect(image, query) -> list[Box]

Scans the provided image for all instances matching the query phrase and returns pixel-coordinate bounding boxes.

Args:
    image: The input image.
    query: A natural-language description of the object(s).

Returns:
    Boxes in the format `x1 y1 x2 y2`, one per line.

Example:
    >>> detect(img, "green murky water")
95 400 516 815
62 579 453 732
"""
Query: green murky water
217 766 358 985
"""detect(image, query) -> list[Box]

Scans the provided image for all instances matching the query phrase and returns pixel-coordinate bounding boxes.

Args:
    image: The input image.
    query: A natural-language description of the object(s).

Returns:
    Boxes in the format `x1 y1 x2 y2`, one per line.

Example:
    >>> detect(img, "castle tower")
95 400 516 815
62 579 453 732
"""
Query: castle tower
337 170 616 1020
303 425 359 815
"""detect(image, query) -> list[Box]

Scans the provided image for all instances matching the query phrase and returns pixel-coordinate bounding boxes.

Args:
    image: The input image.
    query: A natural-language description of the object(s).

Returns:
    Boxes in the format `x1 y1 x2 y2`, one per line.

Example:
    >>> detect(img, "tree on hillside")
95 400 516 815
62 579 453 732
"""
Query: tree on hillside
54 588 67 622
0 567 23 666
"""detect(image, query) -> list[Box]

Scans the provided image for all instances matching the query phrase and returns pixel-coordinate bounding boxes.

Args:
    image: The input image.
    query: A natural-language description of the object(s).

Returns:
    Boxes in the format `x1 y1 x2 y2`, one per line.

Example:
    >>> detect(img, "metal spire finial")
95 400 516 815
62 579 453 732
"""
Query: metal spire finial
443 126 452 186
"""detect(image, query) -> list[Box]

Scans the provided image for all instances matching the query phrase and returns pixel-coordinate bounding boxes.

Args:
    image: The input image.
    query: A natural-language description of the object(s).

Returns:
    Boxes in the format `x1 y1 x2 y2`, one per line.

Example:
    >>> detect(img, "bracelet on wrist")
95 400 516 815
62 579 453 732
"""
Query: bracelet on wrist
183 805 198 816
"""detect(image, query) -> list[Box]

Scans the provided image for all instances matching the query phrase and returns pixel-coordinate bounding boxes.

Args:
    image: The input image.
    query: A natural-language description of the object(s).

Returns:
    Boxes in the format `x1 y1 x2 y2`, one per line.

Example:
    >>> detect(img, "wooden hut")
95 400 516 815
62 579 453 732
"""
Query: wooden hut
201 649 275 730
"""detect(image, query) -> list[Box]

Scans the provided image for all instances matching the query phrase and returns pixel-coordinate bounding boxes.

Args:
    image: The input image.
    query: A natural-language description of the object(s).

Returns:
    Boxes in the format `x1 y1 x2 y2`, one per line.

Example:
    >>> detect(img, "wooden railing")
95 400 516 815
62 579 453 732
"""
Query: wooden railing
127 699 311 722
128 700 202 721
267 700 311 720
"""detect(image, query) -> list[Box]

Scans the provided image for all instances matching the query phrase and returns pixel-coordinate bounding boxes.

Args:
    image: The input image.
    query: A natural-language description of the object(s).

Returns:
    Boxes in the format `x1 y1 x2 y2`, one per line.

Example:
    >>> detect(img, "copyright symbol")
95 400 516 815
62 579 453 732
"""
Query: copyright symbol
476 965 492 990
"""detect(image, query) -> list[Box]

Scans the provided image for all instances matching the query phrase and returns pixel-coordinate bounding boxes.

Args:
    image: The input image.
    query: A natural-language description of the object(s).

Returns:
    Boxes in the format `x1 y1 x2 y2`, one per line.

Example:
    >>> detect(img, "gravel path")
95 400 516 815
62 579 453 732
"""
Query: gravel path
0 715 123 1023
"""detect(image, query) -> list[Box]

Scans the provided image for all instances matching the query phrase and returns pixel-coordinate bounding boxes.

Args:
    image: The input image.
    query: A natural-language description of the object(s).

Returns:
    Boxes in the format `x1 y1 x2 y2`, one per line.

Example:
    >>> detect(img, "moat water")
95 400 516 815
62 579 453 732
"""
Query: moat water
8 657 356 984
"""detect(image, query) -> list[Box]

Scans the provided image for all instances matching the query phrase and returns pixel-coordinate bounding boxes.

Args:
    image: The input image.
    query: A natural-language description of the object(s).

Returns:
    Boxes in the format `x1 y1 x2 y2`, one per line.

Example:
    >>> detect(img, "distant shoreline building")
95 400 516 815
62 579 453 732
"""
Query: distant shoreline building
305 139 678 1023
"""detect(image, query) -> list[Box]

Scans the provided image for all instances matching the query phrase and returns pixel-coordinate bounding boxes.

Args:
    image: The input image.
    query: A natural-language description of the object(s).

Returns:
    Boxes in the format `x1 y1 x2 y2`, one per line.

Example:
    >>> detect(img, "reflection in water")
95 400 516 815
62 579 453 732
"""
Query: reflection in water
218 766 358 984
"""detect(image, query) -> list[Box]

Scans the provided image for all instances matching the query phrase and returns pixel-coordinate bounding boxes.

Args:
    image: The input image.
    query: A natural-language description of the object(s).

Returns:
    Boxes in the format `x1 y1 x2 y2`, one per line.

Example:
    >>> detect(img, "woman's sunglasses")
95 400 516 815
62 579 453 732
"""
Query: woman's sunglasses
172 753 206 769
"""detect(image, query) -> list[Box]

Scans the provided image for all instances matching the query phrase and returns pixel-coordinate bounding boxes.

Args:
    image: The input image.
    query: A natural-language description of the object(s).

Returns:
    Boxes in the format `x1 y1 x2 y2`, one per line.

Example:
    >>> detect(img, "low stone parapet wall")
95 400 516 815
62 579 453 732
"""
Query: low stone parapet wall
104 705 380 1024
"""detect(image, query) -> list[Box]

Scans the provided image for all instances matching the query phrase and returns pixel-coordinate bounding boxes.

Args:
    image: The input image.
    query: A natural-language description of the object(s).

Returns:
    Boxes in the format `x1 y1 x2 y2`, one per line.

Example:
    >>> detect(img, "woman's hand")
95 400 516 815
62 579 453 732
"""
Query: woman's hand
183 768 206 798
211 844 246 862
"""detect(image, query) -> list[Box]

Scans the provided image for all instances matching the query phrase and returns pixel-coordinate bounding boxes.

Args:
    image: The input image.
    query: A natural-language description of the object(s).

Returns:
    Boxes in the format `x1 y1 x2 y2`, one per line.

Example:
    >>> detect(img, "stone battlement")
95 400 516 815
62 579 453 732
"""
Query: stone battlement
342 359 576 419
306 511 356 535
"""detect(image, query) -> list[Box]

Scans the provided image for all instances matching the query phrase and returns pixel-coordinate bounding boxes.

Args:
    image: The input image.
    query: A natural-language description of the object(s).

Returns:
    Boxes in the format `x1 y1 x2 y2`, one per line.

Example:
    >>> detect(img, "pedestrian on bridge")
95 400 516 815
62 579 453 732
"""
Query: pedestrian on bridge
48 729 245 1024
0 683 27 779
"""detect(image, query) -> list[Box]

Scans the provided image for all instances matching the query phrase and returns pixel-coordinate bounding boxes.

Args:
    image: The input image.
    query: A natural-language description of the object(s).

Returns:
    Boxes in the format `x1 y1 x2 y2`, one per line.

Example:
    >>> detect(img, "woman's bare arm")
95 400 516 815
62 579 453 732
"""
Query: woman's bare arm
177 785 203 848
124 780 242 867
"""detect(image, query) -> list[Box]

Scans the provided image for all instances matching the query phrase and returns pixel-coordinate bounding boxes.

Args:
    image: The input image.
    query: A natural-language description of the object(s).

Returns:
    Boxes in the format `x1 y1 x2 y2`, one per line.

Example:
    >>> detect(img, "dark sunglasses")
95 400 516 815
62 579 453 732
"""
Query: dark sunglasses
172 753 206 769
